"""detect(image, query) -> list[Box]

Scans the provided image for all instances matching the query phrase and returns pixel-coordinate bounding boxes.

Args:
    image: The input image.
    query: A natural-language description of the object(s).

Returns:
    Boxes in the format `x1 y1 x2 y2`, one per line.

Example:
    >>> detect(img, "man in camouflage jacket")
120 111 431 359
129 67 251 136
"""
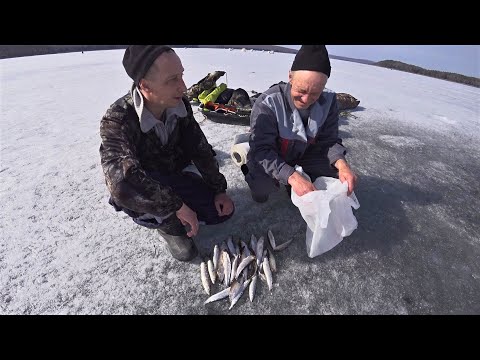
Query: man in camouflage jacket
99 46 234 262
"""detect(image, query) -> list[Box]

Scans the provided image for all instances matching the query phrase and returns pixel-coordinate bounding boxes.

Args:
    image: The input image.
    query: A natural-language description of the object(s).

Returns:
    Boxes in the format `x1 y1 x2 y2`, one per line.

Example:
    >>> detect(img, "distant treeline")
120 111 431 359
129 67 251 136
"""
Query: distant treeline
375 60 479 88
0 45 128 59
2 45 477 88
0 45 295 59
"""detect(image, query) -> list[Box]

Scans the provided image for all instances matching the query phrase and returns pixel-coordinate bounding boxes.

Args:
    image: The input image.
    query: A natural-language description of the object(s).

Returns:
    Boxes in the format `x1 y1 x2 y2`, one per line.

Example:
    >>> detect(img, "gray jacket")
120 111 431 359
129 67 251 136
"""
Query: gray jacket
247 82 346 185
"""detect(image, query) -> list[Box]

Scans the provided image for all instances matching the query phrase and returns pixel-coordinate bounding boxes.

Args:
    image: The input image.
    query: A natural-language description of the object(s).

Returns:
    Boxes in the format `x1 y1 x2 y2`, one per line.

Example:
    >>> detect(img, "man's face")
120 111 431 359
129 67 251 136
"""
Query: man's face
289 70 328 110
142 51 187 109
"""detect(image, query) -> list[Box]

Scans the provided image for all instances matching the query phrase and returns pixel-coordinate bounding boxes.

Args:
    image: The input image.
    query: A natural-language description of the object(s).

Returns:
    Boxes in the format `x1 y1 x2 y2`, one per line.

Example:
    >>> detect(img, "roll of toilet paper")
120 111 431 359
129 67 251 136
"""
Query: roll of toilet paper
230 142 250 167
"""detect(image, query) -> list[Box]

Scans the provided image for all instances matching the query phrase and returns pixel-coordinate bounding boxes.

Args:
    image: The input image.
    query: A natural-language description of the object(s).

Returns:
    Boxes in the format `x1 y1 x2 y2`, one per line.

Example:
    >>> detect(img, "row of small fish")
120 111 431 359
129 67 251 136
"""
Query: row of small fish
200 229 293 310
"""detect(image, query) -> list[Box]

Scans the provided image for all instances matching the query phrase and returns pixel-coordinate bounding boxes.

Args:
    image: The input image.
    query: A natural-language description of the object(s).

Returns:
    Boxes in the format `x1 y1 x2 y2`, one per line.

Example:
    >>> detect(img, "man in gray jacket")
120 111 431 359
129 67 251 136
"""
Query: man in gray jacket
242 45 357 202
99 46 234 262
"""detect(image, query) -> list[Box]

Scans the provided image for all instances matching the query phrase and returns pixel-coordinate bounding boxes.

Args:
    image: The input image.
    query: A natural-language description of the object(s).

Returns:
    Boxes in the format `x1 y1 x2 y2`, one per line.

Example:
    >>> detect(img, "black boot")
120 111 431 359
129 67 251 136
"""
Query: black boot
158 217 198 262
251 192 269 203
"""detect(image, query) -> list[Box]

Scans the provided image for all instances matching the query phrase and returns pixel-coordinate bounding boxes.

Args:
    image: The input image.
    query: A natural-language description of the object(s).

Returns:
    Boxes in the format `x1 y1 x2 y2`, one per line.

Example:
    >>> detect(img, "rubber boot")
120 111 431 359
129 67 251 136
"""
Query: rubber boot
158 216 198 262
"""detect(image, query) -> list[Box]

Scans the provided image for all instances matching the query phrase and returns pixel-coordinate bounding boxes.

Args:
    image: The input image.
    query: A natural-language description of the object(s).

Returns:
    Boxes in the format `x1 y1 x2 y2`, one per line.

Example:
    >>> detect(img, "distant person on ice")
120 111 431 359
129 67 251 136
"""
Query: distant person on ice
242 45 357 202
99 45 234 262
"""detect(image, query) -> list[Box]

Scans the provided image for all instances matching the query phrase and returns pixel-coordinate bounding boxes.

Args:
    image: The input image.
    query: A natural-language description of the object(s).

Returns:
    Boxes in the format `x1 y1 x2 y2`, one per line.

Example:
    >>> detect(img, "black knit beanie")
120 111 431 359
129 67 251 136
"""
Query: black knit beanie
122 45 173 85
291 45 331 77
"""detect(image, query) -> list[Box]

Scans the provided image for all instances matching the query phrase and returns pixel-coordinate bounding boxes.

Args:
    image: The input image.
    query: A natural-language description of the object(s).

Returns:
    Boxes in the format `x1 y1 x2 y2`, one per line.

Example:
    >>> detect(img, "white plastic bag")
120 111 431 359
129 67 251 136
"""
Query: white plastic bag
291 168 360 258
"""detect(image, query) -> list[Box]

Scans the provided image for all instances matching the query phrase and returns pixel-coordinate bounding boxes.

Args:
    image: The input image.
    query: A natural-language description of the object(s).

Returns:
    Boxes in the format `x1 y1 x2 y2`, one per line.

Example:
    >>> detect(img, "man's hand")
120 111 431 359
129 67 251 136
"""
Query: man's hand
176 203 199 237
335 159 358 196
214 192 234 217
288 171 316 196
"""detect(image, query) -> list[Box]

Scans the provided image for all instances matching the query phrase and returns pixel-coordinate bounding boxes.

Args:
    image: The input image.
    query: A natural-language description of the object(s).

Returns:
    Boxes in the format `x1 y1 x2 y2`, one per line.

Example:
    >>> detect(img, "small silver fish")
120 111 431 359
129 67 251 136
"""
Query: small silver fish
207 259 216 284
217 252 225 283
231 255 239 283
257 262 266 282
262 256 273 291
235 255 255 279
239 248 246 264
267 229 276 249
237 272 246 285
204 287 231 304
234 240 240 257
223 251 231 286
249 274 258 302
256 236 264 267
267 248 277 273
200 261 211 295
240 240 251 257
259 271 267 283
248 259 258 279
213 244 220 271
229 278 251 310
229 280 243 302
227 236 236 255
274 239 293 251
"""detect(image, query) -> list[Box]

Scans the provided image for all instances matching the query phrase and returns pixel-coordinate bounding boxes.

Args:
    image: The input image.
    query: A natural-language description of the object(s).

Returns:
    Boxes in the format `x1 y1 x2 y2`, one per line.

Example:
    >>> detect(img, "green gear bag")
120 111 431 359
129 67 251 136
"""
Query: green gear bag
198 87 215 102
201 83 227 104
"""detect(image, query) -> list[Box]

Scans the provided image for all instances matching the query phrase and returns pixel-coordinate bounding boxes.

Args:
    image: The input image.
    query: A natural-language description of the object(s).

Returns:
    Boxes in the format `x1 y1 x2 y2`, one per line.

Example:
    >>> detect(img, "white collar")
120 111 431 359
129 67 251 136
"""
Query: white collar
131 85 187 133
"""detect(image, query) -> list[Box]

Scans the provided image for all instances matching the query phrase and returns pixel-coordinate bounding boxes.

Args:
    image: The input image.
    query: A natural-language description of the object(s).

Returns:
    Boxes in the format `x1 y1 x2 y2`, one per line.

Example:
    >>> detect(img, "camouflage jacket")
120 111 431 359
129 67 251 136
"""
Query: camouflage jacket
99 92 227 218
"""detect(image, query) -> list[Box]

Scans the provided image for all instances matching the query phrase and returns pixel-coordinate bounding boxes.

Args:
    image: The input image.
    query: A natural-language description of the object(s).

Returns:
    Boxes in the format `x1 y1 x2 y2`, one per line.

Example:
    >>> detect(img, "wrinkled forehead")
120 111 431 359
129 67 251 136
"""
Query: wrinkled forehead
150 51 184 80
291 70 327 92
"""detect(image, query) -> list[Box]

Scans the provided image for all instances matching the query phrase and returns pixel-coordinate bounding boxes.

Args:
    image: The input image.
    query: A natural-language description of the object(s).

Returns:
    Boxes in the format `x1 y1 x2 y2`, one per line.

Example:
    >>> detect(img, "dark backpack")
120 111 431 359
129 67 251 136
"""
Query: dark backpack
216 88 234 104
227 88 253 110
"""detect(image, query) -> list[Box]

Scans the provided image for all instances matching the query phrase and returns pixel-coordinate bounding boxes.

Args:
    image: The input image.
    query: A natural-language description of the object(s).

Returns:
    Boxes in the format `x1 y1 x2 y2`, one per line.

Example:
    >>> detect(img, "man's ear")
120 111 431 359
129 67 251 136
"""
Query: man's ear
288 70 293 83
138 79 150 93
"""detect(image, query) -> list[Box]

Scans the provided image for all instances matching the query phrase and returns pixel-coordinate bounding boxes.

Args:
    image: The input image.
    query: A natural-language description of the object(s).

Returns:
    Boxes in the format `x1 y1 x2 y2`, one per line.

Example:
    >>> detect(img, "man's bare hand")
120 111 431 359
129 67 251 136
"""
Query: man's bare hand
335 159 358 196
288 171 316 196
214 193 234 217
175 203 199 237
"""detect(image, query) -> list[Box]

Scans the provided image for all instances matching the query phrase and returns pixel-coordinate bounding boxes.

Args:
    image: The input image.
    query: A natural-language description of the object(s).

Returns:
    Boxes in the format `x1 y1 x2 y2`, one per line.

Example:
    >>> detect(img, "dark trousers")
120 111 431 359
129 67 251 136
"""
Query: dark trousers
150 172 233 225
296 144 339 180
112 172 234 231
245 144 339 198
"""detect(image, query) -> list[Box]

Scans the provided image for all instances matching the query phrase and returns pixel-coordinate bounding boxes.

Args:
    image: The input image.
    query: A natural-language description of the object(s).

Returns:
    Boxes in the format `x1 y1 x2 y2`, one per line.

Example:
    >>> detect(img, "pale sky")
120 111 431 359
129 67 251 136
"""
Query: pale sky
282 45 479 78
1 48 479 314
